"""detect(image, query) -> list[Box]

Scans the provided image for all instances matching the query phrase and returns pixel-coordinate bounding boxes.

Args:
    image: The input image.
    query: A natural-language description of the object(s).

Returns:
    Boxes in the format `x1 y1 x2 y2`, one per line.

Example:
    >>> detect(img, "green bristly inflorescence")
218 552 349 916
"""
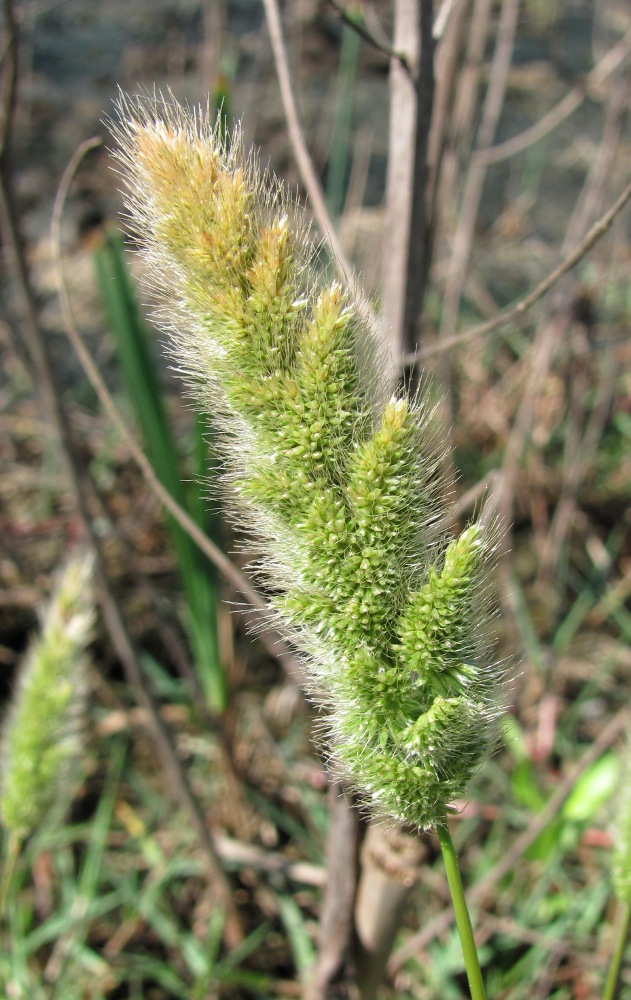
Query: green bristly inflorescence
0 552 94 840
111 94 506 830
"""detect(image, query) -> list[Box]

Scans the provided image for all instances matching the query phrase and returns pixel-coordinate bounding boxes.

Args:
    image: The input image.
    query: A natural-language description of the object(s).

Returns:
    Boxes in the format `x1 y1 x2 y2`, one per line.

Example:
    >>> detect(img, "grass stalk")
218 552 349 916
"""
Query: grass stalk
603 900 631 1000
436 820 486 1000
0 830 20 920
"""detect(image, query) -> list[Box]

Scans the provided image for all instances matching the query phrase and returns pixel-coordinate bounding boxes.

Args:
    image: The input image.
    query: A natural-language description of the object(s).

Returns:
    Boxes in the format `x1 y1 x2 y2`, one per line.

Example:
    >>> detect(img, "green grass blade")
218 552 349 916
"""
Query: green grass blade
326 20 360 217
276 893 316 976
49 738 128 997
94 233 226 710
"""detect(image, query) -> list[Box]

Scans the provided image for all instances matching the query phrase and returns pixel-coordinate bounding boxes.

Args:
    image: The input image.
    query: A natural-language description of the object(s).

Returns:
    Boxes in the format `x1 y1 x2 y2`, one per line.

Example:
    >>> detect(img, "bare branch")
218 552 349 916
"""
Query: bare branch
475 24 631 167
261 0 377 329
433 0 465 39
437 0 520 366
407 175 631 364
327 0 411 71
380 0 436 368
305 784 359 1000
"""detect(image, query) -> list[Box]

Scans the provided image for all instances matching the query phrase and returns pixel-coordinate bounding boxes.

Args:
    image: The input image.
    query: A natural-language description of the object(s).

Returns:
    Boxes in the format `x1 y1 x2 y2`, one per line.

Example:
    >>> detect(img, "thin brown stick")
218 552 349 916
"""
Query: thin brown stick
407 175 631 364
426 0 469 215
327 0 411 71
212 833 325 887
431 0 492 306
261 0 377 330
305 784 359 1000
437 0 519 364
475 24 631 167
389 704 631 974
433 0 465 39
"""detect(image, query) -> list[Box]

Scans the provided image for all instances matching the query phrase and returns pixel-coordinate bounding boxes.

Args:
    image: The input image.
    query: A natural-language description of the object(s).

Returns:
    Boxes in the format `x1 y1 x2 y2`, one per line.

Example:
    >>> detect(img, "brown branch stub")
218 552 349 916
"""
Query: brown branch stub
305 783 360 1000
355 823 426 1000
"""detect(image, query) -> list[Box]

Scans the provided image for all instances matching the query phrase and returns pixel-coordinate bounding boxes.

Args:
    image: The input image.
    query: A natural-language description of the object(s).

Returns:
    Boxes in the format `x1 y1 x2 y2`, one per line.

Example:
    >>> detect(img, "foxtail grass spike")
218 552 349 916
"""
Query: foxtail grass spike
0 551 94 840
110 92 506 830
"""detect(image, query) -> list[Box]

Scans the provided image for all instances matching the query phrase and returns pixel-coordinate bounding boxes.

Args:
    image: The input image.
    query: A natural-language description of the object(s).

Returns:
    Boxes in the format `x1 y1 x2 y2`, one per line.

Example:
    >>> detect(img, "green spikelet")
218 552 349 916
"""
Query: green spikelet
111 93 506 829
0 552 94 839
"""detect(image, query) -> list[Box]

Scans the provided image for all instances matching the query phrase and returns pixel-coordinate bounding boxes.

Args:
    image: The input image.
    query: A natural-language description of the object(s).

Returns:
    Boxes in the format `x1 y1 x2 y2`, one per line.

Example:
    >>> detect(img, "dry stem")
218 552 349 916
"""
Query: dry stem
407 175 631 364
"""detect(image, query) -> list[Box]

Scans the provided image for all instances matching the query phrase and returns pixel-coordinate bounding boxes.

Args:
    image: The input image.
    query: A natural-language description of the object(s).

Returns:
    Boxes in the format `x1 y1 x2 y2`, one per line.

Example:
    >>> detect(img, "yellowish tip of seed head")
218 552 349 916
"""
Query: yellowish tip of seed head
383 397 409 429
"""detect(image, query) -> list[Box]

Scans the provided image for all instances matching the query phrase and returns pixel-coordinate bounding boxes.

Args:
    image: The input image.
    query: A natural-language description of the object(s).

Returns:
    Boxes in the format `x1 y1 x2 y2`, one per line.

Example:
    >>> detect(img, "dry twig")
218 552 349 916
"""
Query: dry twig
437 0 520 365
305 784 360 1000
475 24 631 167
407 175 631 364
0 0 18 159
261 0 377 329
380 0 436 368
327 0 411 71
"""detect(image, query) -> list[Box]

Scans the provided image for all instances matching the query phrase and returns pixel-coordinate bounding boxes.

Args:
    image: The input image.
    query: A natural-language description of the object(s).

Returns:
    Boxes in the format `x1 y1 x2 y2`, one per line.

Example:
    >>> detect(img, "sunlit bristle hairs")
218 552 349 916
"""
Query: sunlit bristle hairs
110 93 506 830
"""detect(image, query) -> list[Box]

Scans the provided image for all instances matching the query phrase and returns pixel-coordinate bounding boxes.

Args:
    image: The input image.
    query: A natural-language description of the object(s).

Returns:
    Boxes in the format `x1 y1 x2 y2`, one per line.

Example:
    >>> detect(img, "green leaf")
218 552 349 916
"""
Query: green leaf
562 752 619 822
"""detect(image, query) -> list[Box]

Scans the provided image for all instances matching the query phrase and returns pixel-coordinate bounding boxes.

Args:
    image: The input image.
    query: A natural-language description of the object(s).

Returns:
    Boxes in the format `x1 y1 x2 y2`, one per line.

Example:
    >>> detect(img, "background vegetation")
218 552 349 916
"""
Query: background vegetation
1 0 631 997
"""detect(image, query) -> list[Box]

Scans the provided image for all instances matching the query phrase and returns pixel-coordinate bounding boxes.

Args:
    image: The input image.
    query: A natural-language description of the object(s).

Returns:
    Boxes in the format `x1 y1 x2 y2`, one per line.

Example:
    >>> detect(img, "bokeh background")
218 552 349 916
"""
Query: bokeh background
2 1 631 998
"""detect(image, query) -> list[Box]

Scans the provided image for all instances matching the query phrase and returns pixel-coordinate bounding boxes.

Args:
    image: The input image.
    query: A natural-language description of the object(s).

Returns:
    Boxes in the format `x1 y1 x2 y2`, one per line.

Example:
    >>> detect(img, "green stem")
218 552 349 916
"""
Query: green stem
603 899 631 1000
436 820 486 1000
0 830 20 919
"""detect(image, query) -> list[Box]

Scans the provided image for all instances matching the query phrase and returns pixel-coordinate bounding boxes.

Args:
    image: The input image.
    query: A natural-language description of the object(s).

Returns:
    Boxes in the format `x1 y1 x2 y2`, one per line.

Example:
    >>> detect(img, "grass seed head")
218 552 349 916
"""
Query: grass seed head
0 550 94 840
111 92 508 830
